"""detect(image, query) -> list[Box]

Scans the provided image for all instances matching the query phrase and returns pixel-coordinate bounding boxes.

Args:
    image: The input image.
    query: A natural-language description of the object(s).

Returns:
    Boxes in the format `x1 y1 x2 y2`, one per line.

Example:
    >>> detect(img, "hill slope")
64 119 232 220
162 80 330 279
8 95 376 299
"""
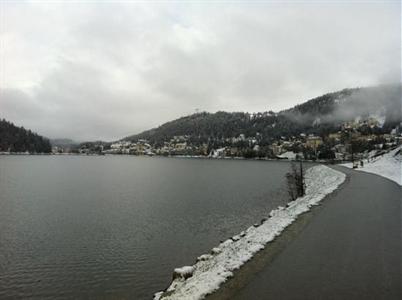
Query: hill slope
125 85 401 145
0 119 51 153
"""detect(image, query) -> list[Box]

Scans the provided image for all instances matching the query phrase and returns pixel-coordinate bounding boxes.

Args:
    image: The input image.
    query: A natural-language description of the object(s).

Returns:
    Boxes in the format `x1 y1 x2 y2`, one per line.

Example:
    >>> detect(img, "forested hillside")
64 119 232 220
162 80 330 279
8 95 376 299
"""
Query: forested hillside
125 85 401 146
0 119 51 153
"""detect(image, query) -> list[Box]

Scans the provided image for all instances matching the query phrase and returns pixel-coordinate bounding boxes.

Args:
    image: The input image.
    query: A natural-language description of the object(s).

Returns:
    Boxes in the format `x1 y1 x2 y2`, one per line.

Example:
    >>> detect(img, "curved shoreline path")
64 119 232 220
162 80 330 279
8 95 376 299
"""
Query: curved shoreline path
227 166 401 300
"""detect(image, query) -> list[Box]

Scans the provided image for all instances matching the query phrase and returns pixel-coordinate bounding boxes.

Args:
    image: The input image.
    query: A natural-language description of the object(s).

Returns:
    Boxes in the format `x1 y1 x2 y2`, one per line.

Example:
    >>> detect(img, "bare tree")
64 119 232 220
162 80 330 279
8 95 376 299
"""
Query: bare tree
286 160 305 201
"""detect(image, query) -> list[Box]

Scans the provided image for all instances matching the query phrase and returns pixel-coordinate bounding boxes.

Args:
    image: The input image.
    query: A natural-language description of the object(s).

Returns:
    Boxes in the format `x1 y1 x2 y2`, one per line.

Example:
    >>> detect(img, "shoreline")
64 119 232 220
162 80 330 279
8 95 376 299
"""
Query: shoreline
0 152 352 165
219 166 402 299
153 165 346 300
205 169 349 300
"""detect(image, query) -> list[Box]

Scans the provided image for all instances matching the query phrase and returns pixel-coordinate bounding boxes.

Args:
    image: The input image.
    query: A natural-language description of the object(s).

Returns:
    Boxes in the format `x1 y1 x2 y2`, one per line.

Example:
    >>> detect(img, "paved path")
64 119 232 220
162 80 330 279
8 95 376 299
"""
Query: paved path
231 166 401 300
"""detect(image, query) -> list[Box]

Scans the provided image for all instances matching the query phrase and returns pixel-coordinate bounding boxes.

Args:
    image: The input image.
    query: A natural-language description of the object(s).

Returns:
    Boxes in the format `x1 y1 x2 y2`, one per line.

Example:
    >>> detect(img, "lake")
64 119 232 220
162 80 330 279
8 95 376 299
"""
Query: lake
0 155 292 299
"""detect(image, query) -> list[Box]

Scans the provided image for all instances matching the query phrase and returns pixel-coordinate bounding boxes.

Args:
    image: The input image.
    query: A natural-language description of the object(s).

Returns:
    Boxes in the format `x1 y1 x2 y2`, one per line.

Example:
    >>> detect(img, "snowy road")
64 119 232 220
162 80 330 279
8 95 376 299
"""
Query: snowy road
213 166 401 300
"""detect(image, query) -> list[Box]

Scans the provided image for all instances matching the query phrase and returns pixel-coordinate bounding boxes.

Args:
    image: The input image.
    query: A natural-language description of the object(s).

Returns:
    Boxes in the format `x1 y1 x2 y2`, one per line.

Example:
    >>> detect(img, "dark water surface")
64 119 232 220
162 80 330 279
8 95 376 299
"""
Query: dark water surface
0 156 291 299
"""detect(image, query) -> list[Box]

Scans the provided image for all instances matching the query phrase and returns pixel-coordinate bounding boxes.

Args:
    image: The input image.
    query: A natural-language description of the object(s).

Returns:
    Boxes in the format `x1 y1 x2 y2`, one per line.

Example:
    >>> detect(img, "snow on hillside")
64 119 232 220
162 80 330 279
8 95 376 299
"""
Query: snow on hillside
342 146 402 186
154 165 346 300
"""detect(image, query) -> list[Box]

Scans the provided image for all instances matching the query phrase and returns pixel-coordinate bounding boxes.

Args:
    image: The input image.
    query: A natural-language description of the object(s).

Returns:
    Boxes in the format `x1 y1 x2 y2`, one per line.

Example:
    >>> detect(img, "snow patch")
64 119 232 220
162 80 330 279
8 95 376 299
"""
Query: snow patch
154 165 346 300
197 254 213 262
173 266 195 280
342 146 401 186
277 151 297 160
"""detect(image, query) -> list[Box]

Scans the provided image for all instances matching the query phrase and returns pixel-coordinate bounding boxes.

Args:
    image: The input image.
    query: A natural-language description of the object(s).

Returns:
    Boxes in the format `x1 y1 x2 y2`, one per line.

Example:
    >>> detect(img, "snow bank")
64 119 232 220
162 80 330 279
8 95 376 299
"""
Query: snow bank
154 165 346 300
277 151 297 160
173 266 195 280
342 146 401 186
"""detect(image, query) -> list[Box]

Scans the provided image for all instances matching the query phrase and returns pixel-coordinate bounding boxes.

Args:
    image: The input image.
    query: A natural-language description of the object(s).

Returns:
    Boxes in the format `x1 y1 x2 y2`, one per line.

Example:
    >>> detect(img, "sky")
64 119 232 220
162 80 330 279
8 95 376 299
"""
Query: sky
1 0 401 141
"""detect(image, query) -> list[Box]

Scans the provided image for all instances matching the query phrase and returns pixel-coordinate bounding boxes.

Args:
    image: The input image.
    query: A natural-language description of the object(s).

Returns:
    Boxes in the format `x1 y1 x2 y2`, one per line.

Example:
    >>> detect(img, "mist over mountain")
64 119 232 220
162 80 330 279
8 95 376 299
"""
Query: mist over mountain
125 85 401 145
50 138 77 147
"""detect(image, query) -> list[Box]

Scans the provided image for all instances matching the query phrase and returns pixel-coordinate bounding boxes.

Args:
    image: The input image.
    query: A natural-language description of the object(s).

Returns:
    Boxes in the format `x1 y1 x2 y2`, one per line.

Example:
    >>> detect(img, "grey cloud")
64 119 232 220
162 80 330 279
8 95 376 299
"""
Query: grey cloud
0 1 400 141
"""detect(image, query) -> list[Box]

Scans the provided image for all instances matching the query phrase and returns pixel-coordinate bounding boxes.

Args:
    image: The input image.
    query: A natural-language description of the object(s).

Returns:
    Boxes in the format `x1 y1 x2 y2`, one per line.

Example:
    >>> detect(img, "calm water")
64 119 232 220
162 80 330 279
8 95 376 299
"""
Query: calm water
0 155 292 299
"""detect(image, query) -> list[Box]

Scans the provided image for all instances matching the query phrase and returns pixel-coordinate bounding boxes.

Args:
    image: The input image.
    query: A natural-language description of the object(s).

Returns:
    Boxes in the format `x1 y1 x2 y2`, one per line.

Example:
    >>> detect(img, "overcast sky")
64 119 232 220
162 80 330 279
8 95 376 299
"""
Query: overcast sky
1 1 400 141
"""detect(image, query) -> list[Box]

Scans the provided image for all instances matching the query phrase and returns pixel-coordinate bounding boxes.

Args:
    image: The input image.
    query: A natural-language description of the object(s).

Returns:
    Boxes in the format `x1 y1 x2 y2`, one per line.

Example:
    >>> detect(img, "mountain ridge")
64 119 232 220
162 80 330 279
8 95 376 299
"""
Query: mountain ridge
123 85 401 145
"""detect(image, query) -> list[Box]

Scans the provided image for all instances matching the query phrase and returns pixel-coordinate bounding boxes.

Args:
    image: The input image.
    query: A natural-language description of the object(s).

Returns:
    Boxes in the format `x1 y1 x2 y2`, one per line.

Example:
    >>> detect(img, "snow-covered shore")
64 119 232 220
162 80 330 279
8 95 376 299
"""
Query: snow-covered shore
342 146 401 186
154 165 346 300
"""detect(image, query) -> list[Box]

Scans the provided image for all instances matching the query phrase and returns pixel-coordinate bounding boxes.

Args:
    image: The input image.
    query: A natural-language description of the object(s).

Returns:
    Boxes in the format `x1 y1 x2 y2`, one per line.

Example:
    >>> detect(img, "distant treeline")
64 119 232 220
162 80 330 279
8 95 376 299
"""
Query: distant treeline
0 119 51 153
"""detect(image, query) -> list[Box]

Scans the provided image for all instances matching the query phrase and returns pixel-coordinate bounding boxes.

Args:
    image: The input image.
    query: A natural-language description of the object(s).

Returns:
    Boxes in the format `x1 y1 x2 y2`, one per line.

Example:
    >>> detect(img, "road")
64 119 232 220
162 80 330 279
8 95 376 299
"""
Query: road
214 166 402 300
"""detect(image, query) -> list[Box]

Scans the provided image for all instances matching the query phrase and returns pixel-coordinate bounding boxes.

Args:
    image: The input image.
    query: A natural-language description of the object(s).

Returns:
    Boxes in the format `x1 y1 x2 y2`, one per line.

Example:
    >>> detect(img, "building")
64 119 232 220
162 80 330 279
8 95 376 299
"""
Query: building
306 136 323 149
174 142 187 151
269 143 283 156
328 132 342 141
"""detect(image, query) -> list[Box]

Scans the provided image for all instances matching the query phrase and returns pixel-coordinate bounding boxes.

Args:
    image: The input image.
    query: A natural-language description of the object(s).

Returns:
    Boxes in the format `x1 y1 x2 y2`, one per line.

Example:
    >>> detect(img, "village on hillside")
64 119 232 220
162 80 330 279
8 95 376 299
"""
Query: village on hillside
56 116 402 162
